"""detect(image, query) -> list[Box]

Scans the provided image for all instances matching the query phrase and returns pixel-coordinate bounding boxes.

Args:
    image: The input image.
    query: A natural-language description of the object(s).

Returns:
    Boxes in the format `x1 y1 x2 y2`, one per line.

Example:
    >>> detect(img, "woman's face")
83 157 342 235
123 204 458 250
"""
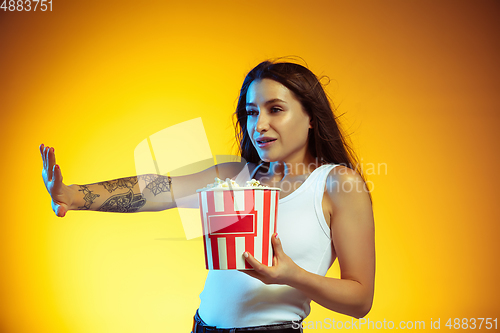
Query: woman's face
246 78 312 164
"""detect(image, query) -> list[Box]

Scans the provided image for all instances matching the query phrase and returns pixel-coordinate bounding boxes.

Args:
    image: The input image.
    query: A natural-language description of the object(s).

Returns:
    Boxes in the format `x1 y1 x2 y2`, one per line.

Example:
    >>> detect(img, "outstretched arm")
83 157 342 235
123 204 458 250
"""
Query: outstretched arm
243 167 375 318
40 144 248 216
68 174 175 213
40 144 175 215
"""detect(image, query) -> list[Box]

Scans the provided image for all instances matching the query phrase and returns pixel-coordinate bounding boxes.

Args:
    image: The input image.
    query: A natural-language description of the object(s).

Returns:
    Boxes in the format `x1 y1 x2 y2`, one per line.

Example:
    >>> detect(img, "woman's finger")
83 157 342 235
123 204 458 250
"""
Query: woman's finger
41 145 47 170
47 147 55 181
39 144 45 166
51 200 67 218
57 204 67 217
44 146 49 176
44 147 50 175
53 164 62 186
243 251 258 269
243 251 266 270
271 233 284 257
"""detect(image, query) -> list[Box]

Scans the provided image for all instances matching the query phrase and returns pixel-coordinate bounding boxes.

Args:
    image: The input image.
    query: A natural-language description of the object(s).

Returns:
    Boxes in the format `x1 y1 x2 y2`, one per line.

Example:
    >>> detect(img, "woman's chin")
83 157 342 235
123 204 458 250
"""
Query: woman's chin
258 151 286 163
258 155 275 163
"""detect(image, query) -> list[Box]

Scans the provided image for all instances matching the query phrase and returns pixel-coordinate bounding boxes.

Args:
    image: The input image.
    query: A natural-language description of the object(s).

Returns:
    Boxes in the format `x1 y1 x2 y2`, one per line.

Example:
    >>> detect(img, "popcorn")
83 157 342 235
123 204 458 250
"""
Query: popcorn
203 177 267 190
245 179 262 187
204 177 238 189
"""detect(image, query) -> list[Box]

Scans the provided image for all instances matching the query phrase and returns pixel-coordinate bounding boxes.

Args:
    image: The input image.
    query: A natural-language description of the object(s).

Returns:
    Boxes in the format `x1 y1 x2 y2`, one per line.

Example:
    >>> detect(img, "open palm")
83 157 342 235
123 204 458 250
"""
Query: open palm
40 144 74 217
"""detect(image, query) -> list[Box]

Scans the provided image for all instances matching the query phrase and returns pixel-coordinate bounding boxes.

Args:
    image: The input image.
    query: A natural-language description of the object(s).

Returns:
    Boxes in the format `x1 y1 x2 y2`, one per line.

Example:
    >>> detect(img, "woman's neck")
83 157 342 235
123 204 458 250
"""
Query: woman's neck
267 154 320 180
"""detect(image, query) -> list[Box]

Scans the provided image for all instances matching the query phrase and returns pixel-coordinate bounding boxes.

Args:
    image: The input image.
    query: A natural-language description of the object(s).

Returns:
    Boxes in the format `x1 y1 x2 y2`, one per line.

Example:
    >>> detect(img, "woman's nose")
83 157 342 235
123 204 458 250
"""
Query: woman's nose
255 112 269 133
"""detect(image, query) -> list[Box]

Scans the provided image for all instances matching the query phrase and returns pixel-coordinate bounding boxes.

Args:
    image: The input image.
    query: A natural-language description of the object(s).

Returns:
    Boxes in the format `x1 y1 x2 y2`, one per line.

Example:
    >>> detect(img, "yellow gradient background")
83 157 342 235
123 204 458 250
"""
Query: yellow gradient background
1 0 499 332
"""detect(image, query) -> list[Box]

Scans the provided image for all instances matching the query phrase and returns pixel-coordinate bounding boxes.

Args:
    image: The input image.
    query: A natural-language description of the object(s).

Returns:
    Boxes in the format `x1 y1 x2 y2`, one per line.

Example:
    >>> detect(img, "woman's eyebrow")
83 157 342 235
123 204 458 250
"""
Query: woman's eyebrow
246 98 287 107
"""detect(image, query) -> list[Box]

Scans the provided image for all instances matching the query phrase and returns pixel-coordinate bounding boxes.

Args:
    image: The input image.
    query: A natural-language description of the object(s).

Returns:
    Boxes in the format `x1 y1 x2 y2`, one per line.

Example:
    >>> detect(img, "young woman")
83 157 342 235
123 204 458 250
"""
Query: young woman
40 60 375 333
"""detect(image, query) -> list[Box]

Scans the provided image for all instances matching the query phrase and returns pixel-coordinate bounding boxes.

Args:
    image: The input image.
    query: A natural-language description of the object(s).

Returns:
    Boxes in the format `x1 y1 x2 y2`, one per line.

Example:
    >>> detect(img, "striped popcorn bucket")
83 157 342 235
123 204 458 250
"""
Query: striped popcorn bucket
196 187 280 270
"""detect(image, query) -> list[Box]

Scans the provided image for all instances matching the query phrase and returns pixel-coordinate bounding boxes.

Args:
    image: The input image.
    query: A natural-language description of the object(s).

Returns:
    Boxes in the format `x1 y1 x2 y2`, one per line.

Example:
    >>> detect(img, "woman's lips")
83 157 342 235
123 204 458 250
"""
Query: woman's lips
256 139 277 148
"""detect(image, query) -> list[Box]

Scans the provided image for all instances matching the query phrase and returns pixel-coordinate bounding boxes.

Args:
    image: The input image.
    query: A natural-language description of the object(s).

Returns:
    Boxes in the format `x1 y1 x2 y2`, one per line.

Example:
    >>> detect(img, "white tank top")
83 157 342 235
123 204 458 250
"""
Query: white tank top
198 163 340 328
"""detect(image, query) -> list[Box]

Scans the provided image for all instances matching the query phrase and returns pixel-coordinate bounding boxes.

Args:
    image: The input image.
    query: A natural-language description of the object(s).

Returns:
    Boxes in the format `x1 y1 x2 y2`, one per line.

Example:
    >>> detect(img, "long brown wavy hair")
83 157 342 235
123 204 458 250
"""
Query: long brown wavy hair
232 59 372 204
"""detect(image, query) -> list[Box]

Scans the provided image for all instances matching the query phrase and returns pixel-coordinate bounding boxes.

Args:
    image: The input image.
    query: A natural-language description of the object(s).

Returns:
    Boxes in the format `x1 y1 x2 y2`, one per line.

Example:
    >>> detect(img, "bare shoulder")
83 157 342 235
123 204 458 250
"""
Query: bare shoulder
326 165 363 185
325 165 372 214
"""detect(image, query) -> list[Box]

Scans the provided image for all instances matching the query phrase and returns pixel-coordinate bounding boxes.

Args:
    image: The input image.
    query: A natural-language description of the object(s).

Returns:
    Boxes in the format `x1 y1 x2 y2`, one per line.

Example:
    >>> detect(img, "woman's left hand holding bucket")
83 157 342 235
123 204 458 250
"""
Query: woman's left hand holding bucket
240 233 302 285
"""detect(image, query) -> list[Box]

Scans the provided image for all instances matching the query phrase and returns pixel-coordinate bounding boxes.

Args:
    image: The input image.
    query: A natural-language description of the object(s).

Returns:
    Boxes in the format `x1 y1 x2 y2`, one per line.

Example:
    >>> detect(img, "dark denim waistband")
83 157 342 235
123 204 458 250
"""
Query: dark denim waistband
192 309 303 333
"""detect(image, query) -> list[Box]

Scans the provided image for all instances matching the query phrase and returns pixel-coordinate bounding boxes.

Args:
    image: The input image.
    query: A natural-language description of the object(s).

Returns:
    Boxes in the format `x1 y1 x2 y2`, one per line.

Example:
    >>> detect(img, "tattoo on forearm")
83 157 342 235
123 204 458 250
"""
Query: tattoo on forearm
138 174 172 196
98 177 138 193
78 185 100 210
97 189 146 212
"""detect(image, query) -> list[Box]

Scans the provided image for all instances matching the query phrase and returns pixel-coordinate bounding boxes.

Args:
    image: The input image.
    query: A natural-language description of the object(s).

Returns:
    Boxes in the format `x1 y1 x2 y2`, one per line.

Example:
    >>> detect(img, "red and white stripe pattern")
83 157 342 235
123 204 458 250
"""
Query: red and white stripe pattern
198 188 279 270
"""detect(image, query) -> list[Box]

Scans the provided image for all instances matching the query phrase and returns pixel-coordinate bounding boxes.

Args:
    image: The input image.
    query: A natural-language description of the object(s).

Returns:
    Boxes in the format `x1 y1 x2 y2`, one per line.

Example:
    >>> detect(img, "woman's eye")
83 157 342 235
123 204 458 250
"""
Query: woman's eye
246 110 258 116
271 107 282 113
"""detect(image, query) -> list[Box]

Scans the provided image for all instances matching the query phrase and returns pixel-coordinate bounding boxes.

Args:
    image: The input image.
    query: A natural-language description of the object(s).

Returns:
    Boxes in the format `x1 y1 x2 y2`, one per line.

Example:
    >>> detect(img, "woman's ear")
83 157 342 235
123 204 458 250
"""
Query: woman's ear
309 119 314 129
